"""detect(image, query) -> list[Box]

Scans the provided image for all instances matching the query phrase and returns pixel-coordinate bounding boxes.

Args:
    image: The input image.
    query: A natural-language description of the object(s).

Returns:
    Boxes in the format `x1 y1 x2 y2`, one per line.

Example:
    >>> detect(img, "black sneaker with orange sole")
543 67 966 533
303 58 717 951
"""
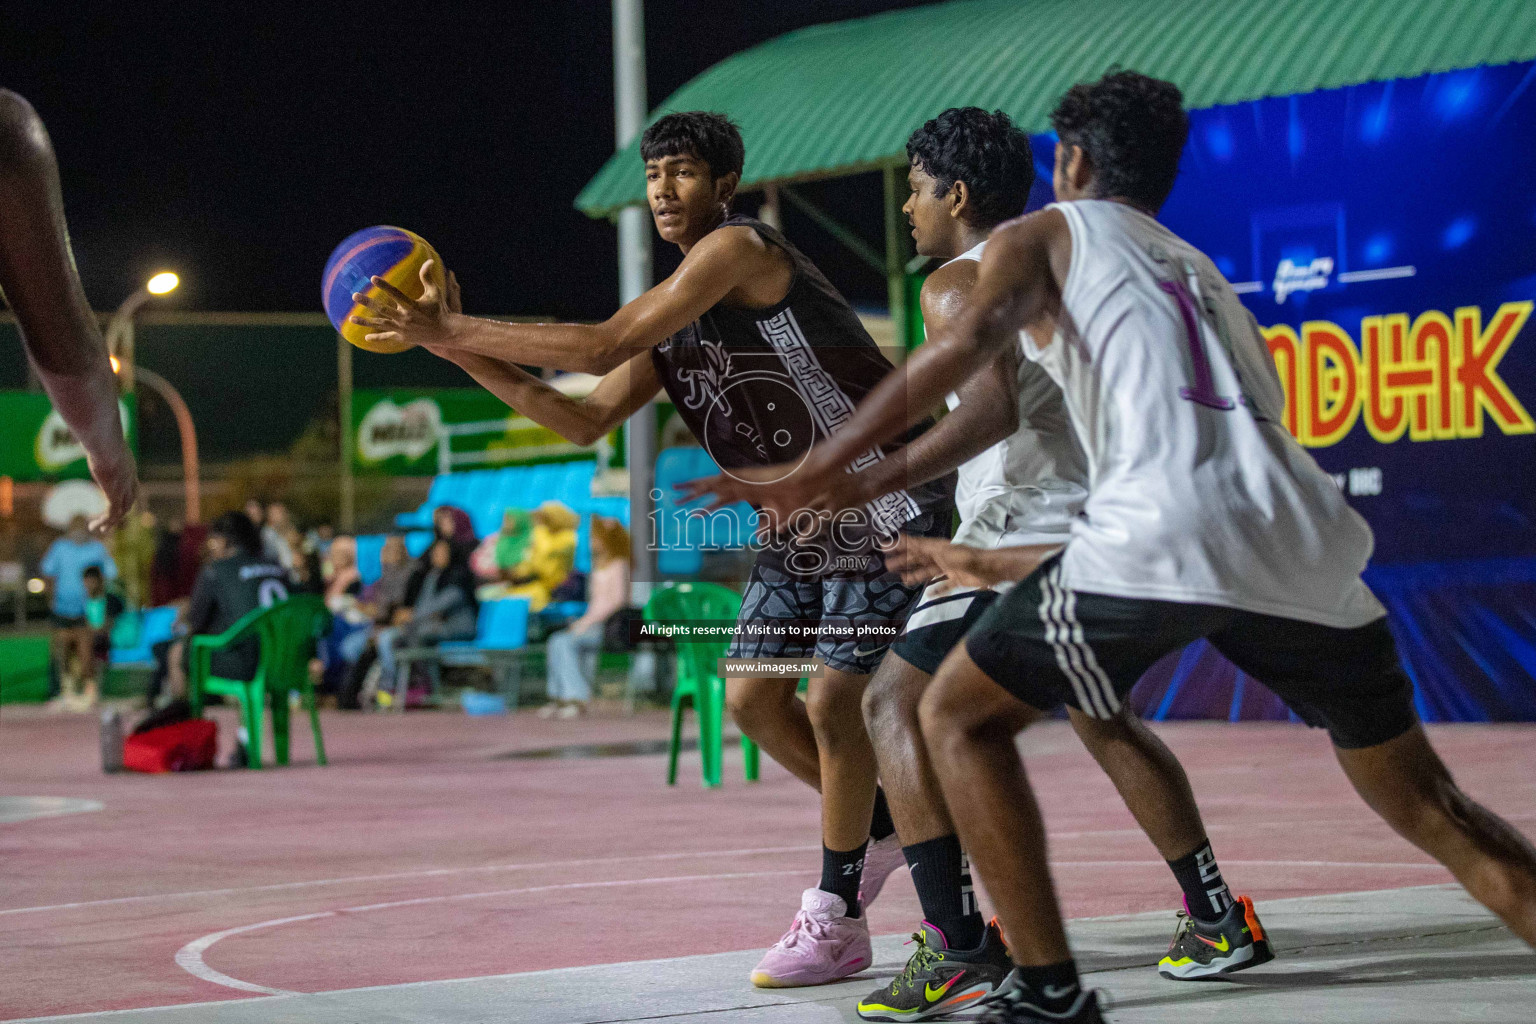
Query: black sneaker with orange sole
1158 894 1275 979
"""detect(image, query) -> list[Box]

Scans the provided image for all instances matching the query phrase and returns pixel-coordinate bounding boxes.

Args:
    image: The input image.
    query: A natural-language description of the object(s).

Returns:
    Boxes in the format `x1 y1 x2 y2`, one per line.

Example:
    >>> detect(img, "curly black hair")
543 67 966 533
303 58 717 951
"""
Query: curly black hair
1050 70 1188 212
640 111 745 181
906 107 1034 228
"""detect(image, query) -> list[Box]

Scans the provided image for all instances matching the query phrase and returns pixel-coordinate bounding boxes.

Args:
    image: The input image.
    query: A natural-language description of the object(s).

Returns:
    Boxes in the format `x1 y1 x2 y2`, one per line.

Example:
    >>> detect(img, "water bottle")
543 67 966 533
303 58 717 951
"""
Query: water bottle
100 708 125 773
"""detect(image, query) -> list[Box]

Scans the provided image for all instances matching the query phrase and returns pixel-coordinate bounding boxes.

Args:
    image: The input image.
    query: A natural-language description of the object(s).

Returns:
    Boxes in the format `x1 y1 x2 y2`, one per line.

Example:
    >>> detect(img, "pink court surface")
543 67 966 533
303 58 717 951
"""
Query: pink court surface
2 706 1533 1023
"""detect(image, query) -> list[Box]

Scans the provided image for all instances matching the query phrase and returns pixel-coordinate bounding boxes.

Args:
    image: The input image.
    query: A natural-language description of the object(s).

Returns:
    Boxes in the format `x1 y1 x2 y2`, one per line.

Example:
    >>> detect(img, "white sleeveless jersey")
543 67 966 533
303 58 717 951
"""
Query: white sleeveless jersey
1026 201 1384 627
939 240 1089 550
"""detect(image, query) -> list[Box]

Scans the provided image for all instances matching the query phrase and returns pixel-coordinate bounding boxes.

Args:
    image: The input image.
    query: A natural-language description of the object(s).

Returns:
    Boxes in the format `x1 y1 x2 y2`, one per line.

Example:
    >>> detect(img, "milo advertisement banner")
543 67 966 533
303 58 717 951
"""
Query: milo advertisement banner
0 392 137 482
351 388 619 475
1035 61 1536 565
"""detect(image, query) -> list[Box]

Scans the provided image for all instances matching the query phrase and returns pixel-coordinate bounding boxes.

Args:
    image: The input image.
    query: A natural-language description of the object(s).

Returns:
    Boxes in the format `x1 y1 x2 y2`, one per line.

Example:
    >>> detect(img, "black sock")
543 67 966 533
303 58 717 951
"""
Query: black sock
1013 959 1081 1015
870 787 896 842
1167 839 1232 923
903 834 985 950
821 841 867 917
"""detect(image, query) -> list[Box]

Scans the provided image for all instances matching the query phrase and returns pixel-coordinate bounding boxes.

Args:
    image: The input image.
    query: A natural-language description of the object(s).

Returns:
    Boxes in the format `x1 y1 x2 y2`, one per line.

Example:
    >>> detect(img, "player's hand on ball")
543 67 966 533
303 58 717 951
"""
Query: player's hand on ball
349 260 459 349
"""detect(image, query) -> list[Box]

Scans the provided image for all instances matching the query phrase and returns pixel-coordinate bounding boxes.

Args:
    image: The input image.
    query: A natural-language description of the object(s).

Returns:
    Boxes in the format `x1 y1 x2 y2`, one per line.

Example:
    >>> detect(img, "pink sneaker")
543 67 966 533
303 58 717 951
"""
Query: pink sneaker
858 833 907 908
749 888 872 988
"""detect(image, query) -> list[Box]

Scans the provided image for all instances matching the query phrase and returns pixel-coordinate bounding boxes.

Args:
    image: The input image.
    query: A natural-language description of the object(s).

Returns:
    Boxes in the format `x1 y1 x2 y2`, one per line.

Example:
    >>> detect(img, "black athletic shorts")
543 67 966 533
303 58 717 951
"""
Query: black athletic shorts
964 556 1418 749
889 583 1001 675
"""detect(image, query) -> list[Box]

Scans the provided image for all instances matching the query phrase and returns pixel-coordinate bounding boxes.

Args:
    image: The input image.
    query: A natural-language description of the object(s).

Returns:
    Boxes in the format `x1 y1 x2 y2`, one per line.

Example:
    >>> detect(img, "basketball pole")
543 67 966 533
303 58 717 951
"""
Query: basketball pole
337 331 355 534
615 0 654 604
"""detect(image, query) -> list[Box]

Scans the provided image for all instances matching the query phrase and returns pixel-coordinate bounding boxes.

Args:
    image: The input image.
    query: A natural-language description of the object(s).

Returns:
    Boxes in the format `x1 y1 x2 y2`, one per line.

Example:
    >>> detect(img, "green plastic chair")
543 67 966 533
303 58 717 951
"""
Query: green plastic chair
644 581 760 788
188 595 331 769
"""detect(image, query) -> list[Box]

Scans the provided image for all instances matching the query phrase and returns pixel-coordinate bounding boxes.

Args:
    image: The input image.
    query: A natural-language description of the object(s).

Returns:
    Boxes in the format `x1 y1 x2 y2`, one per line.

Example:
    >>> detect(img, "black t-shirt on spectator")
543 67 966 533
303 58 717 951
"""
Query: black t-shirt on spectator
185 551 288 680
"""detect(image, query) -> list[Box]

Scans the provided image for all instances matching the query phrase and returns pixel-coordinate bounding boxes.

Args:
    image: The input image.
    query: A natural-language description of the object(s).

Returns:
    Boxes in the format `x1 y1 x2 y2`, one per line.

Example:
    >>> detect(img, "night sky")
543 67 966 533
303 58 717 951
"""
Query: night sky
4 1 933 320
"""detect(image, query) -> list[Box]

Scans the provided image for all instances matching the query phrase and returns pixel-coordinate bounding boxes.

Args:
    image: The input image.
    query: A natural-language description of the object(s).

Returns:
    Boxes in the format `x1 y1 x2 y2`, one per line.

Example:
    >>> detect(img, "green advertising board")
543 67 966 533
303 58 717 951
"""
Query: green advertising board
0 391 138 482
351 388 626 476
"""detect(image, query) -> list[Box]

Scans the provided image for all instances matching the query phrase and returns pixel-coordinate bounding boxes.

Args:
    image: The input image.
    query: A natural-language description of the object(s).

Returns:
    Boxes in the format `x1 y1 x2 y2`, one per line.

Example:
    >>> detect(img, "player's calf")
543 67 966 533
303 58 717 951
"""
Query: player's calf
1336 726 1536 947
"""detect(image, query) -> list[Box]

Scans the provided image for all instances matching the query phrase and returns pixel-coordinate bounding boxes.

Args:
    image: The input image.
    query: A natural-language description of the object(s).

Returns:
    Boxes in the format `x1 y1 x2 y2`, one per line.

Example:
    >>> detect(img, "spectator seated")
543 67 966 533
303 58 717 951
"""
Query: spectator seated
393 597 531 708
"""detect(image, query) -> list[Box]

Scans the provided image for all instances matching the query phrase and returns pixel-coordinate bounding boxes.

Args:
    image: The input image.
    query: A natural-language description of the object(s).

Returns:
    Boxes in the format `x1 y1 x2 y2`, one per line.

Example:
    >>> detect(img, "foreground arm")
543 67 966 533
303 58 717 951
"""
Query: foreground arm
433 347 662 448
884 535 1062 591
680 211 1065 520
0 91 137 532
798 210 1065 482
834 259 1021 509
352 226 777 374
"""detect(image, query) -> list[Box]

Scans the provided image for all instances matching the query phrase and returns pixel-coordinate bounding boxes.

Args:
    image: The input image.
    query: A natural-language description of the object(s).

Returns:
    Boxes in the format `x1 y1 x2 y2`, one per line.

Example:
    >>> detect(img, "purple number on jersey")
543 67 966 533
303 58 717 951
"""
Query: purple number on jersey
1160 278 1236 411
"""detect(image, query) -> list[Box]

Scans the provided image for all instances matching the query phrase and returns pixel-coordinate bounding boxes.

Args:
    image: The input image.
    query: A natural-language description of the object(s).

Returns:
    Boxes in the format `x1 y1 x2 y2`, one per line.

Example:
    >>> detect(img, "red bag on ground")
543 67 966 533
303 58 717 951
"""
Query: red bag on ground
123 719 218 773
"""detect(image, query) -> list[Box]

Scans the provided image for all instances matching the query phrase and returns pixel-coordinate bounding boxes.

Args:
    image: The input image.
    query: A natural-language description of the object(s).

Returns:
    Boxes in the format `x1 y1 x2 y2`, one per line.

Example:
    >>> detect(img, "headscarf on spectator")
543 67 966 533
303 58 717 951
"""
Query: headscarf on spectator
432 505 476 548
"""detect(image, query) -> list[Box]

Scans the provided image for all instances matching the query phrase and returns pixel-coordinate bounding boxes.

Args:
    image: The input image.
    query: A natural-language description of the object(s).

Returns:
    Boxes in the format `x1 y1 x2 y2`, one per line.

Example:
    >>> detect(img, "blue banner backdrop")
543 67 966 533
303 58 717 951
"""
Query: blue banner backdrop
1025 60 1536 722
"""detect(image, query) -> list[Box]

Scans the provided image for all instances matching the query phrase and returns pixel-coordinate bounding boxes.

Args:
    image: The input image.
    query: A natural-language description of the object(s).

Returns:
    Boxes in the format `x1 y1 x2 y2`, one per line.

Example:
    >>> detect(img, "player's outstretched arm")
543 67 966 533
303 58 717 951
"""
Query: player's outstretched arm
678 210 1065 520
352 225 775 375
431 347 662 448
838 258 1021 509
0 90 137 532
884 535 1062 591
799 209 1066 483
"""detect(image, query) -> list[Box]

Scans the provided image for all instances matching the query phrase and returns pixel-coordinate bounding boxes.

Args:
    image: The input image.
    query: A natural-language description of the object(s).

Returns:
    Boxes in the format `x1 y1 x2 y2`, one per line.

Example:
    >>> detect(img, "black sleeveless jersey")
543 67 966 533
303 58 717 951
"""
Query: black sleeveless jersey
652 216 954 547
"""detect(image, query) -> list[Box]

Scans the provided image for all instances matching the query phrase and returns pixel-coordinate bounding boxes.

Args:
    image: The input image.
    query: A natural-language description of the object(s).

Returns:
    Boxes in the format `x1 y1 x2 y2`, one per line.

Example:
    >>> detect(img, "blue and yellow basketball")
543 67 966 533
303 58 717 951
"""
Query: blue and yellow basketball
322 225 445 353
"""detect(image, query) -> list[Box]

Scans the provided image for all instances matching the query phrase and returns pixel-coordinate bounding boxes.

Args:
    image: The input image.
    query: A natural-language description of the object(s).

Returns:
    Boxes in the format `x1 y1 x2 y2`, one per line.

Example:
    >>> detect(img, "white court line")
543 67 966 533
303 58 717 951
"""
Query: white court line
0 844 821 917
0 828 1152 918
173 869 808 996
8 883 1480 1022
3 821 1457 918
171 859 1449 996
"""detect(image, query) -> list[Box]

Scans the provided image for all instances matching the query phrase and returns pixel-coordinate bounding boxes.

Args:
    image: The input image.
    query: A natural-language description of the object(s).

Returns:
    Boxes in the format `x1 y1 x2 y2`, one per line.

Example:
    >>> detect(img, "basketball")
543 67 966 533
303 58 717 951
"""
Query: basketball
322 225 445 353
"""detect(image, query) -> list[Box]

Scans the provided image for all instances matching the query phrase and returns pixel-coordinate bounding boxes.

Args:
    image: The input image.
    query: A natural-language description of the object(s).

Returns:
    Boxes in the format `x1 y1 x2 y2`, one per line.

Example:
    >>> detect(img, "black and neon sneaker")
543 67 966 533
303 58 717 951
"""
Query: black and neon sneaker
857 919 1013 1021
1158 893 1275 979
977 973 1108 1023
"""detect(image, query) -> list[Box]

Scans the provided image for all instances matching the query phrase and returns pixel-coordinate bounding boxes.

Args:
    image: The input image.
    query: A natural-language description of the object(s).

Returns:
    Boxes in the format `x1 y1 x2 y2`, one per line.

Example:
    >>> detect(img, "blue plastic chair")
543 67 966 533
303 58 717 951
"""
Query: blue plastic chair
560 461 597 505
653 447 755 574
110 606 179 668
464 469 500 516
470 500 505 540
427 598 533 707
355 534 386 585
525 464 560 504
438 474 474 509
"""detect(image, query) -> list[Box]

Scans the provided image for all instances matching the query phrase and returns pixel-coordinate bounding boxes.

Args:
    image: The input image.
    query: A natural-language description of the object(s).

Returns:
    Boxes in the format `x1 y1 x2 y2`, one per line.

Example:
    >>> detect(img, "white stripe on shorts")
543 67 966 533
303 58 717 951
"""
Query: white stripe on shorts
900 585 979 636
1039 567 1118 718
1061 582 1120 716
1038 568 1099 716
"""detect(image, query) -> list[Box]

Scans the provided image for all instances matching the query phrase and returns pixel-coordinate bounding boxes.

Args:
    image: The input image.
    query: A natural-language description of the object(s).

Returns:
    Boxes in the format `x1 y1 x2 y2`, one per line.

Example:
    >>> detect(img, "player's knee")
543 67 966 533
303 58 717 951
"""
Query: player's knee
806 677 864 744
917 672 988 756
861 664 921 737
0 90 50 170
723 678 778 732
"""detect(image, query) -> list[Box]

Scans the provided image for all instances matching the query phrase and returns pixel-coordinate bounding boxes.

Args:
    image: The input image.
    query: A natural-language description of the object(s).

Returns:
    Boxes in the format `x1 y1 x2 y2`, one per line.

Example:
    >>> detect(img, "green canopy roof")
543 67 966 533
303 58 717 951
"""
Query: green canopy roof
576 0 1536 217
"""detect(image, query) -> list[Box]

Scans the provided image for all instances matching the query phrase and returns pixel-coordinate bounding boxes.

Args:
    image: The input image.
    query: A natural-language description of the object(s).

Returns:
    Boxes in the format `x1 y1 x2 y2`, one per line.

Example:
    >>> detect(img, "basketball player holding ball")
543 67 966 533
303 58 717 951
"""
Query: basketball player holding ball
0 89 137 531
352 111 956 989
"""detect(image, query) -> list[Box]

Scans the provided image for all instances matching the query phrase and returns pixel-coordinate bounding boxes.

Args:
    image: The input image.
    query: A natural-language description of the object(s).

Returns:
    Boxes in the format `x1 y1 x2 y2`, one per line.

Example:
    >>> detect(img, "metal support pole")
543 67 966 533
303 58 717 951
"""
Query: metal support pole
615 0 655 602
760 184 782 230
105 289 151 395
337 333 355 533
882 164 910 357
133 366 200 525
